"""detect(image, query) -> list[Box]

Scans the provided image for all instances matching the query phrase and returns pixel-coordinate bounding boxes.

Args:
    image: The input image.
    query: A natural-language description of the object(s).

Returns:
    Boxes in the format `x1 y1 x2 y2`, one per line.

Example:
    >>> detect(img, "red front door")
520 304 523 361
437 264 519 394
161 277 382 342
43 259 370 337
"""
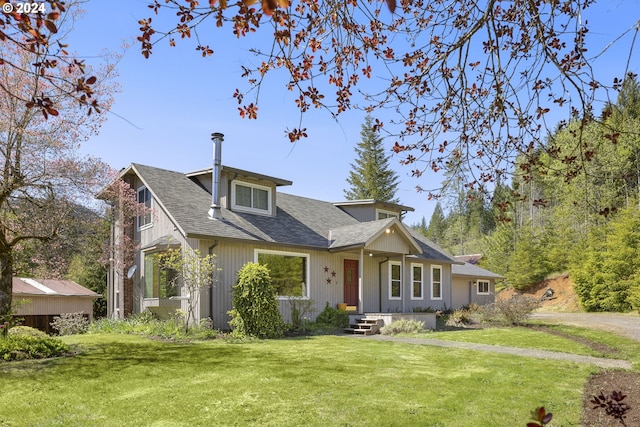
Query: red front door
344 259 359 307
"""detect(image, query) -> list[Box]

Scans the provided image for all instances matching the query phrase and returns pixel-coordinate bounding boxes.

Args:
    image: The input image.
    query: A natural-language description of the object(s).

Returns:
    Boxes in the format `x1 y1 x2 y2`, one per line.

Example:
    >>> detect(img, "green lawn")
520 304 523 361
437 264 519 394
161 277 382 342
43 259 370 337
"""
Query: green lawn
0 333 599 426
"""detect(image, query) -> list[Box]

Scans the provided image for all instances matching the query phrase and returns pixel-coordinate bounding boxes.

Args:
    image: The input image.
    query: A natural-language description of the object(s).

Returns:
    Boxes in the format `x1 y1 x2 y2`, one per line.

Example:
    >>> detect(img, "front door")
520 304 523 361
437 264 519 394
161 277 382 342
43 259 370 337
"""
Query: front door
344 259 359 307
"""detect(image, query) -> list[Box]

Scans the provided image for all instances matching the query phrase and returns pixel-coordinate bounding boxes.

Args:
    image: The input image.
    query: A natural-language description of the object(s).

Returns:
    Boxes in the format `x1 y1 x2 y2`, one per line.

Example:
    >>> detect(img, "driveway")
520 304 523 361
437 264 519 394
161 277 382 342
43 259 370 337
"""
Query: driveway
531 312 640 341
352 312 640 369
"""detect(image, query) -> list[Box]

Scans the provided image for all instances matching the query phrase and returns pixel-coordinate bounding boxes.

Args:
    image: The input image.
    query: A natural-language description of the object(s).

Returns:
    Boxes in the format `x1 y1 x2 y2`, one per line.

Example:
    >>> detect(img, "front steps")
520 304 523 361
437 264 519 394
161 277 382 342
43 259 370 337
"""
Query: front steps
344 317 384 335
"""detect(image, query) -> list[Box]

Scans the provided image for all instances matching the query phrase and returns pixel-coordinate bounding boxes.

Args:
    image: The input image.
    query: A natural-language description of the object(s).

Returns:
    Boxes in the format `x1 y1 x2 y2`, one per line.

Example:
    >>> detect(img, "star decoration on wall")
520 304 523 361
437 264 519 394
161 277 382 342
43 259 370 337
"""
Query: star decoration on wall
323 266 337 285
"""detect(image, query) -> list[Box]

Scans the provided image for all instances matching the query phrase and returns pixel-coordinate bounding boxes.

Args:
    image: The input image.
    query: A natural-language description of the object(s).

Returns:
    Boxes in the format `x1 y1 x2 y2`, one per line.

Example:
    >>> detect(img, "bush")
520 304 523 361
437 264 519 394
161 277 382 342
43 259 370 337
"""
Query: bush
229 262 285 339
50 312 90 336
8 326 48 338
493 294 540 325
0 330 69 361
288 298 315 332
380 319 426 335
445 309 474 327
315 302 349 329
89 312 220 340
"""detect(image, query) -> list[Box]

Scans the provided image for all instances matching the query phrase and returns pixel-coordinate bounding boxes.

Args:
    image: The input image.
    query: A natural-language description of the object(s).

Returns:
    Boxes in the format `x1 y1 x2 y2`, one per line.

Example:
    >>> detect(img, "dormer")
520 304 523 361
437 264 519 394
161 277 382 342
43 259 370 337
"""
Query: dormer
186 166 292 217
333 199 415 222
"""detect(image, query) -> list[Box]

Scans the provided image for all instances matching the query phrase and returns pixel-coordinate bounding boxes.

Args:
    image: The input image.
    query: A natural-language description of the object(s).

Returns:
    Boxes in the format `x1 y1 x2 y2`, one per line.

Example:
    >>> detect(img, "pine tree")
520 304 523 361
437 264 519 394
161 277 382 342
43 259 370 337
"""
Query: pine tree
426 202 447 244
344 116 400 202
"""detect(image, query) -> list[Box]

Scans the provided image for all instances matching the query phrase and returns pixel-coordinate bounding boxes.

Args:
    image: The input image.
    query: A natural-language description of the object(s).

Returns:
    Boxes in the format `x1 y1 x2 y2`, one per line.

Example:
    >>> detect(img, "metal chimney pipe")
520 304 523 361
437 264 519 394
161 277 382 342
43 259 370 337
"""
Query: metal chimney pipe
208 132 224 220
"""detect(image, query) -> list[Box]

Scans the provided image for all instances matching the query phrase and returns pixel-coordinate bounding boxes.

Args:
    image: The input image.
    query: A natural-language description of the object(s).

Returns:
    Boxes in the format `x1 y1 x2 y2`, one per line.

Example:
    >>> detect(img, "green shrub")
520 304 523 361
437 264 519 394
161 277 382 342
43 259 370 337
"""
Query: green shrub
229 262 284 339
0 333 69 361
50 312 90 335
8 326 47 338
88 313 220 340
315 302 349 328
627 285 640 314
493 294 540 325
380 319 426 335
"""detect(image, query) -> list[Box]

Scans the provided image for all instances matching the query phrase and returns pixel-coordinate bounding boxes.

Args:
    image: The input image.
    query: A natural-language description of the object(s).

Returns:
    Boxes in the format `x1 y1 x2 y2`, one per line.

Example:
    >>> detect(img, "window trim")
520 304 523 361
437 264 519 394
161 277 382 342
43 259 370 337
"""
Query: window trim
430 264 442 300
477 280 490 295
410 263 423 300
376 208 399 220
388 261 402 300
231 181 272 214
254 249 310 299
137 186 153 230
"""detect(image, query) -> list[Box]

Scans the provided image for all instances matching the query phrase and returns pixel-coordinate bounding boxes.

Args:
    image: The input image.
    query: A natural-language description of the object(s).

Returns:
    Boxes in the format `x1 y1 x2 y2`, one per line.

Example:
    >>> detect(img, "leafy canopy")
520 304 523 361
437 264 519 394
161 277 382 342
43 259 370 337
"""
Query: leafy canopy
141 0 638 196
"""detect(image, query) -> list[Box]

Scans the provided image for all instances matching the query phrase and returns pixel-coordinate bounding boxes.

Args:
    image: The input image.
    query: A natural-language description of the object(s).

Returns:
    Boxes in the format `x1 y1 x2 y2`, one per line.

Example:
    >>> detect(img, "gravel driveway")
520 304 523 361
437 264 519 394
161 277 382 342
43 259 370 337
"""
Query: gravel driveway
531 312 640 341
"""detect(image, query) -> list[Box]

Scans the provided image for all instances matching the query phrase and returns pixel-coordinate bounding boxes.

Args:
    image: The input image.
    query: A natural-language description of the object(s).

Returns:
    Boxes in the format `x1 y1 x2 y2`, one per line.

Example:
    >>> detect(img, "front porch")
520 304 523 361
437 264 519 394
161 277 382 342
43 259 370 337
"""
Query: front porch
345 312 437 335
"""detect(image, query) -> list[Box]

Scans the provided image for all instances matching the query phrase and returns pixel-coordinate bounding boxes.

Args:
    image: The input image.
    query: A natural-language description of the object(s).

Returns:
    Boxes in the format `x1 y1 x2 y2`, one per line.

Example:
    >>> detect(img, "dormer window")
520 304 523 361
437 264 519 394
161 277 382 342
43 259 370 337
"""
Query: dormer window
232 181 271 214
376 208 399 220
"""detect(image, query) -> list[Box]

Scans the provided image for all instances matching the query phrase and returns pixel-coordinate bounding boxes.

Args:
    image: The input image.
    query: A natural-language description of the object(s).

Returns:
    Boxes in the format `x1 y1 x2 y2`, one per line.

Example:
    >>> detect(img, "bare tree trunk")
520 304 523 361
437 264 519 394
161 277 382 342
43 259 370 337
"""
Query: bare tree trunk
0 247 14 316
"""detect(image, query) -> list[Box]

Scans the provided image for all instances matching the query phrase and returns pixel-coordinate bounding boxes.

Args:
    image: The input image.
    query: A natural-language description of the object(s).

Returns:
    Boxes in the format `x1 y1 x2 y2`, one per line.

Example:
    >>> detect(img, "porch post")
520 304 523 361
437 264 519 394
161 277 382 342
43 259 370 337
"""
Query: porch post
401 254 406 313
358 248 364 314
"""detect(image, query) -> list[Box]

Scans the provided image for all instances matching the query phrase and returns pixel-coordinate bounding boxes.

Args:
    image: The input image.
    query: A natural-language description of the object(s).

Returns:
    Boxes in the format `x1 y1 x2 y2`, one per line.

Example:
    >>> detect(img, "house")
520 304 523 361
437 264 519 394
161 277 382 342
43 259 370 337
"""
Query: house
451 256 504 308
106 133 500 330
12 278 101 333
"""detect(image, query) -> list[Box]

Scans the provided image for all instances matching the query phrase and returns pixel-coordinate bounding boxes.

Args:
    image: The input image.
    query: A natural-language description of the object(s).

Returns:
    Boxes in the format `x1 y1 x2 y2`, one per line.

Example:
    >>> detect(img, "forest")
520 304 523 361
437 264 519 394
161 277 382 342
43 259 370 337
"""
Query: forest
414 76 640 313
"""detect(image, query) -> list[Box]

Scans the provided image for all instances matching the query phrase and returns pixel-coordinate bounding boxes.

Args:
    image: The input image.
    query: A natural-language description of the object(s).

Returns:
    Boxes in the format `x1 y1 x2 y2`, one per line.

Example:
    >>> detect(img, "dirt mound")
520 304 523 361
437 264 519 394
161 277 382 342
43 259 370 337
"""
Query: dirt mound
497 273 581 312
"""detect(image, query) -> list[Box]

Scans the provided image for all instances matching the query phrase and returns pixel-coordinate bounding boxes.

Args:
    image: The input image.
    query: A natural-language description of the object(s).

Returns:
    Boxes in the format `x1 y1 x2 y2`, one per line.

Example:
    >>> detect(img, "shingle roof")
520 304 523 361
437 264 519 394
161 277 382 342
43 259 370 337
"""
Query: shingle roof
408 229 463 264
329 217 396 250
131 163 358 248
452 262 505 279
127 163 460 264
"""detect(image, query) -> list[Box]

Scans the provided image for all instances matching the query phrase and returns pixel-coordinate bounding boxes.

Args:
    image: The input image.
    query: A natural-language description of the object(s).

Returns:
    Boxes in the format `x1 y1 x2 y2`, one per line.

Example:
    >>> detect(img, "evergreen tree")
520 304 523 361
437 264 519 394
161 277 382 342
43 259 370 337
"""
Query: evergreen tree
425 202 447 244
344 116 400 202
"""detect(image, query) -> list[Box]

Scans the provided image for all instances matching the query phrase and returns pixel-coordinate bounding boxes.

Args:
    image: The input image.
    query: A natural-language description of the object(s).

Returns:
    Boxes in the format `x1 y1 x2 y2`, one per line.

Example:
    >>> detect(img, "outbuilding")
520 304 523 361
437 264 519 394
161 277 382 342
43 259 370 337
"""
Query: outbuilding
12 278 101 333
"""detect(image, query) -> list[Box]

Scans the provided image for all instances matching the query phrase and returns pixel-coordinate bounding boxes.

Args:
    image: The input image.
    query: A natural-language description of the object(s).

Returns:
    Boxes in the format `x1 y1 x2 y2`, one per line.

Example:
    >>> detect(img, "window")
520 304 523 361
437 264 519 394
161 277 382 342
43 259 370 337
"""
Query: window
137 186 152 229
477 280 490 295
376 209 399 220
256 250 309 298
144 253 179 299
431 265 442 300
411 264 423 299
232 181 271 213
389 262 401 299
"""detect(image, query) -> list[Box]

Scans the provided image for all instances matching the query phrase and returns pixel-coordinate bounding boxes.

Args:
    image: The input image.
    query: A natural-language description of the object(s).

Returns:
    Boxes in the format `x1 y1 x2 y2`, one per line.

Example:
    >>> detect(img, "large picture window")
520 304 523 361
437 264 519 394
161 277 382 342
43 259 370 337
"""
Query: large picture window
411 263 423 300
431 265 442 300
256 250 309 298
232 181 271 213
137 186 152 229
144 253 179 299
389 262 401 300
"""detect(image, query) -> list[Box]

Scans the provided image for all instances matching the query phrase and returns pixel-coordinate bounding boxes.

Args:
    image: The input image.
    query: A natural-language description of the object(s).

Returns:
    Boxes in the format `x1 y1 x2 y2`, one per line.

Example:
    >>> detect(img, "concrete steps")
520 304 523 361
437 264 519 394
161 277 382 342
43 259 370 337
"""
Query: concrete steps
344 317 383 335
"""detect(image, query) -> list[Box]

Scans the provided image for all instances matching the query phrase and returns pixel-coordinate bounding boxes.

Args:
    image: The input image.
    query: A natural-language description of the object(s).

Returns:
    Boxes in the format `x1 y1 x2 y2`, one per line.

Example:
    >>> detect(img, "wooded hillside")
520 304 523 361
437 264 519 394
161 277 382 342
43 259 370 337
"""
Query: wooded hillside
414 76 640 313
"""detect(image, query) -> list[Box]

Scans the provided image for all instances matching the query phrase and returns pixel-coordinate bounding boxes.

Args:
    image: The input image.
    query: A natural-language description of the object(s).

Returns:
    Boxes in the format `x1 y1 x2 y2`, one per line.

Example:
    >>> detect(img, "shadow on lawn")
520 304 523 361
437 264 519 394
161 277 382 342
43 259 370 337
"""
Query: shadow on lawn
0 336 249 378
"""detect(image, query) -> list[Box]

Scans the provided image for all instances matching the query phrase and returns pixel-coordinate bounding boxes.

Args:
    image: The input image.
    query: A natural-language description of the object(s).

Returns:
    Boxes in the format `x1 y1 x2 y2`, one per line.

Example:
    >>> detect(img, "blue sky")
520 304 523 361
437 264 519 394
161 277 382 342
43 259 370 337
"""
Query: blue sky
71 0 640 225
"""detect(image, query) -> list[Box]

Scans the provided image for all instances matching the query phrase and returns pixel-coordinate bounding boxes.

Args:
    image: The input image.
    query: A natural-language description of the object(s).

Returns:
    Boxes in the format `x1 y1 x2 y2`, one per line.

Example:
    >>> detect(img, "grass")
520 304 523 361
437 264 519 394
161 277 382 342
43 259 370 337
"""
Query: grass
0 333 596 426
424 327 605 357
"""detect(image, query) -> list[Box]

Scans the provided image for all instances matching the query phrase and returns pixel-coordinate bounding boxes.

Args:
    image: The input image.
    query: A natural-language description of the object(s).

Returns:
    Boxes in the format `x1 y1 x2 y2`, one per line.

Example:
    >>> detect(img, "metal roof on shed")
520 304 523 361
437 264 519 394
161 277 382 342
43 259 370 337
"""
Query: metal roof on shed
12 278 101 298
